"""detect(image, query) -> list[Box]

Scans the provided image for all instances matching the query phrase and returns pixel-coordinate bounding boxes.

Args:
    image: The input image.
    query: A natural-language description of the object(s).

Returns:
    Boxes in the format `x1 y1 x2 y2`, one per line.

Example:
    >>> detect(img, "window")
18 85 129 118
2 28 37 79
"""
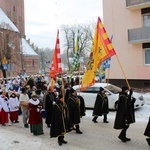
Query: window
13 6 15 12
143 14 150 27
32 59 34 67
145 48 150 65
142 8 150 27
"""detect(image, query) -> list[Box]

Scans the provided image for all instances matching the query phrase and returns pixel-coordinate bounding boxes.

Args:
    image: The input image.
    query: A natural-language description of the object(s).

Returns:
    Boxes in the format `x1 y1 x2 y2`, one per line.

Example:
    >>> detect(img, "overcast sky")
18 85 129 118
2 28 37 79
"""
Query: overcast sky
25 0 103 49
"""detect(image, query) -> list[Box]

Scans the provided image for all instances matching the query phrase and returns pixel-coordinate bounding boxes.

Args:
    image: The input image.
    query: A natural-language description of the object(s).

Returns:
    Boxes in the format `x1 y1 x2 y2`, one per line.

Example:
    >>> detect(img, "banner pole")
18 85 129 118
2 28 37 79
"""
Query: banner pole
115 54 131 89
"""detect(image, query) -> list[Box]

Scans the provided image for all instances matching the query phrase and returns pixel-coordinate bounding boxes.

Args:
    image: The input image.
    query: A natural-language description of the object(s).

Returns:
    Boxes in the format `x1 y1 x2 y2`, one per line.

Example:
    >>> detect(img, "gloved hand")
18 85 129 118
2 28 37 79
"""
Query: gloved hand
37 108 40 112
129 89 133 96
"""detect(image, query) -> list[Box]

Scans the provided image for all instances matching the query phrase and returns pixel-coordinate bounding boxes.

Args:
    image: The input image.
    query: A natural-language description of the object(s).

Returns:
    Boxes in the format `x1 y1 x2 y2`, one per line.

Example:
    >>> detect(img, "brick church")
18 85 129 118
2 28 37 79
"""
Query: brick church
0 0 39 78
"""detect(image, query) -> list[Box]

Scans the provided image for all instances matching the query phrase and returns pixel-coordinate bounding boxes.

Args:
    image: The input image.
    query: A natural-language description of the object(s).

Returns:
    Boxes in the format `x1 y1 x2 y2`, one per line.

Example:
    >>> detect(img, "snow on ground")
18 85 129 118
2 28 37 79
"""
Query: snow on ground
0 93 149 150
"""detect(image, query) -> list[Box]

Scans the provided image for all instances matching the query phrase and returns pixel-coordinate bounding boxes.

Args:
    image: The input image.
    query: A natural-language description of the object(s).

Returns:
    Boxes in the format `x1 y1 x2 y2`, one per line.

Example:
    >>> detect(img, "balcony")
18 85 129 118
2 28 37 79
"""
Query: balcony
128 26 150 44
126 0 150 10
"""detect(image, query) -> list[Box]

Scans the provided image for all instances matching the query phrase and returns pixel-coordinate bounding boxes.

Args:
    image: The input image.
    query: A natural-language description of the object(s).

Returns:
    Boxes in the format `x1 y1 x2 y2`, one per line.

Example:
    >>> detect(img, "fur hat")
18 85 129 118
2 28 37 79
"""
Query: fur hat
58 94 63 99
31 93 37 98
99 87 104 92
122 86 129 92
26 85 30 89
70 88 75 94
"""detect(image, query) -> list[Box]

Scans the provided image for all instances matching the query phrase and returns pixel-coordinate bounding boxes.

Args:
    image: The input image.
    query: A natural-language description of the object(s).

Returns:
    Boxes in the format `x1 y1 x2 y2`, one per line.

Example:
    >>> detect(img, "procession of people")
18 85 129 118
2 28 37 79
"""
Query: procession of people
0 74 149 147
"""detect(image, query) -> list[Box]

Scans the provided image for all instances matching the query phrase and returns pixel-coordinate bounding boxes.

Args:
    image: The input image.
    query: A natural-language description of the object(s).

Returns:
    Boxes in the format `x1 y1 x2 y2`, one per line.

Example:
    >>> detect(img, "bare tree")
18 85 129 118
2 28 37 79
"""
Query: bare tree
60 22 95 71
37 48 54 73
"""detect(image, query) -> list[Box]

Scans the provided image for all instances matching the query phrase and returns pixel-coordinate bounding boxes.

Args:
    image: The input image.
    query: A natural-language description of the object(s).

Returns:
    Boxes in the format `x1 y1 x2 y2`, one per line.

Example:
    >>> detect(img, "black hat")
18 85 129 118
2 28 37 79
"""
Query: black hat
122 86 129 92
59 94 63 99
100 87 104 92
70 88 75 94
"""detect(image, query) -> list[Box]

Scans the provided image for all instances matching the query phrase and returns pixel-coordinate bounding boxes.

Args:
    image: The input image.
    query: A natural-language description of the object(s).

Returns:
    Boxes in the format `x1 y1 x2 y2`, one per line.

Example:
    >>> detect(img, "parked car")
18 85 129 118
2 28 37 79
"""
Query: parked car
73 83 145 110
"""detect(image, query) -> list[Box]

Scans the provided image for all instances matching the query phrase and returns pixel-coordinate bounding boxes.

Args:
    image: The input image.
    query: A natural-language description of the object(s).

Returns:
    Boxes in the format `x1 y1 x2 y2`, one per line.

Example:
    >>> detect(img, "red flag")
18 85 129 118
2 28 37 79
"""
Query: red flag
49 30 62 80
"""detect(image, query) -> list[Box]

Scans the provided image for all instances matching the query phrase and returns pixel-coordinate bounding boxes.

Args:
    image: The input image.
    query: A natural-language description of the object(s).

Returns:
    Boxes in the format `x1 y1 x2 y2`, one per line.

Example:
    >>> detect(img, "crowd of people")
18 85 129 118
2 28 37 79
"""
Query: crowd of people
0 74 149 147
0 74 85 146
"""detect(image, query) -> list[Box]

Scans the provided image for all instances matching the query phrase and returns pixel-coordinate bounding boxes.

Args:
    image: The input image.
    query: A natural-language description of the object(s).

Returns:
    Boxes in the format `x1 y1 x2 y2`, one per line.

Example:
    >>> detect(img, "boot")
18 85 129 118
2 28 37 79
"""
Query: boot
118 130 126 142
92 116 98 123
24 124 29 128
103 114 109 123
62 136 67 144
125 137 131 141
146 138 150 146
58 136 63 146
76 125 82 134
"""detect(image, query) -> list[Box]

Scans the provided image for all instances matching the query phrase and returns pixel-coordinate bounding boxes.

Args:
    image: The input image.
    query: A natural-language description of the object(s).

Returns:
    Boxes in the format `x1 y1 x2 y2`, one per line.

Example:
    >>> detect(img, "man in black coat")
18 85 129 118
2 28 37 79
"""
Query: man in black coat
114 86 135 142
144 116 150 146
67 88 82 134
92 87 109 123
44 89 57 128
50 94 70 146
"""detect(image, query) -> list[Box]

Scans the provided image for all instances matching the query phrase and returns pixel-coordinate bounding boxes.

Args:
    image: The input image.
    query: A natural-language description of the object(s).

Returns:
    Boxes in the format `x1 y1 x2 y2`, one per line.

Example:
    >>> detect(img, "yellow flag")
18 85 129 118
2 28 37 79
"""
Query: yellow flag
81 23 99 90
81 17 116 91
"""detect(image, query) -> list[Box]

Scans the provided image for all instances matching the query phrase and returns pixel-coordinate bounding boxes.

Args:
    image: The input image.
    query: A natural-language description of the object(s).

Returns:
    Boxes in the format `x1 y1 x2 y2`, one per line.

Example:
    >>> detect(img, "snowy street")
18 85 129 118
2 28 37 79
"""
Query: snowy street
0 99 150 150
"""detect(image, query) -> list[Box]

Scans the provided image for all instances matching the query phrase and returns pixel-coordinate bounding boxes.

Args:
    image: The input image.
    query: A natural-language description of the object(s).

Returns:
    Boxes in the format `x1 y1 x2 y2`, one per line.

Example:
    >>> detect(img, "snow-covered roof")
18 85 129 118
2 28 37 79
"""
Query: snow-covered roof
21 38 39 56
0 7 19 32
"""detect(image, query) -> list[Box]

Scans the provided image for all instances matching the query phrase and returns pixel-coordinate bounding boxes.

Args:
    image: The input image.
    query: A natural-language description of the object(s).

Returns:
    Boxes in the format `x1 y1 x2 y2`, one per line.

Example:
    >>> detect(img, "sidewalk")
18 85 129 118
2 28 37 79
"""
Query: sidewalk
0 107 149 150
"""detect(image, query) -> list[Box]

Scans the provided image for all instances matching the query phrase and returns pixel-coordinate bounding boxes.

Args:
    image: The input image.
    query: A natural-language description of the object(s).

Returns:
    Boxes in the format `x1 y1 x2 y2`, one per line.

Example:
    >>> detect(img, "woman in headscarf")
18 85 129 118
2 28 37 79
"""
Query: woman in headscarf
28 94 44 136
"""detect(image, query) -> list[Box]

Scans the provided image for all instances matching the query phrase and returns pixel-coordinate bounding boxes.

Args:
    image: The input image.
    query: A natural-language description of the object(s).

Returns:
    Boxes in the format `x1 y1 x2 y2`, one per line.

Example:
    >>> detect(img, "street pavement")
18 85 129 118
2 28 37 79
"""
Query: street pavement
0 109 149 150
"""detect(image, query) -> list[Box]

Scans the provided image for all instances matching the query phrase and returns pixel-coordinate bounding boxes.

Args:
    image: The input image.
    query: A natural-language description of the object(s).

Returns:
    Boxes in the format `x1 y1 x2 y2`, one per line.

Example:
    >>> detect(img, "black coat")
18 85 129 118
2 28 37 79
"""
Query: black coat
93 92 109 116
114 92 135 129
77 95 86 117
45 92 56 125
50 100 70 138
144 117 150 137
67 95 80 126
64 88 70 103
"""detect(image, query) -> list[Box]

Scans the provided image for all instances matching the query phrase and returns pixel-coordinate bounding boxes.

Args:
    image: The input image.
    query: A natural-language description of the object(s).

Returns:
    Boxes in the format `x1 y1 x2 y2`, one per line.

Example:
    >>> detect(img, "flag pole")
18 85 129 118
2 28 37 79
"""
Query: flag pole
107 68 110 84
78 66 81 96
115 54 131 89
61 73 65 102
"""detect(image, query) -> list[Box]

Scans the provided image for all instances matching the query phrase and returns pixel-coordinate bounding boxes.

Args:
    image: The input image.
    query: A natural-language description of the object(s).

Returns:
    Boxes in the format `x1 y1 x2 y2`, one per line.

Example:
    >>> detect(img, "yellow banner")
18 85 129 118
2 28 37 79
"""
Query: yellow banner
81 17 116 91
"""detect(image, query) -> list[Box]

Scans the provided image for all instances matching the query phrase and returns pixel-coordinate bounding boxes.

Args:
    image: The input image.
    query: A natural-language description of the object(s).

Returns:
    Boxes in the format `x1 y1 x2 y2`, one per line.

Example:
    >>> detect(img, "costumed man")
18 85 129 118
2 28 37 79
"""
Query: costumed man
92 87 109 123
50 94 71 146
67 88 82 134
144 116 150 146
114 86 135 142
43 87 57 128
28 93 44 136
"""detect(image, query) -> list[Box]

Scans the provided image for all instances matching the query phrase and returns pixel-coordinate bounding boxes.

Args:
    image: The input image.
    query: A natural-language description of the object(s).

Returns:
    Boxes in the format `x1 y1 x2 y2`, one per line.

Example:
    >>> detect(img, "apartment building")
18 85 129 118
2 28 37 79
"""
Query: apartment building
103 0 150 88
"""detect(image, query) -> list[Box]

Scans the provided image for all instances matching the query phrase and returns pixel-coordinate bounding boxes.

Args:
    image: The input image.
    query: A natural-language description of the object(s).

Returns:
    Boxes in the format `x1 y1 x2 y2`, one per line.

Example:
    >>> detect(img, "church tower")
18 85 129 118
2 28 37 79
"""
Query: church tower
0 0 25 36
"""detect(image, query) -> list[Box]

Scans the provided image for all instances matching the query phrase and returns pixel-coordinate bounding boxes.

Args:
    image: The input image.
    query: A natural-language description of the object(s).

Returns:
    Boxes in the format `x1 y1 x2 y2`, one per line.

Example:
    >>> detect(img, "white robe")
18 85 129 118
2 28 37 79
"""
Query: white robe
9 97 19 112
0 97 10 112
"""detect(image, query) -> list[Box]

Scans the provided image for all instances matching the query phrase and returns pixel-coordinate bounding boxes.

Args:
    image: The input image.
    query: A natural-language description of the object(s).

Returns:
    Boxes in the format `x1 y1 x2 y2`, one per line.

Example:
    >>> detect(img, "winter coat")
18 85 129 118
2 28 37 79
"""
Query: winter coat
144 117 150 137
114 92 135 129
67 95 80 126
28 99 43 124
50 100 71 138
93 92 109 116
